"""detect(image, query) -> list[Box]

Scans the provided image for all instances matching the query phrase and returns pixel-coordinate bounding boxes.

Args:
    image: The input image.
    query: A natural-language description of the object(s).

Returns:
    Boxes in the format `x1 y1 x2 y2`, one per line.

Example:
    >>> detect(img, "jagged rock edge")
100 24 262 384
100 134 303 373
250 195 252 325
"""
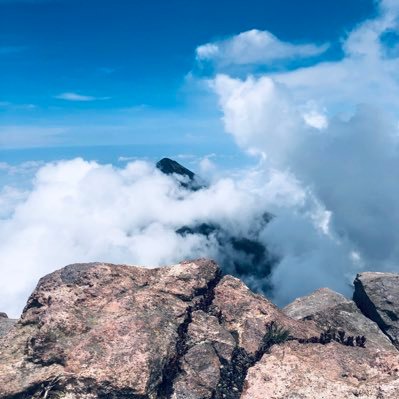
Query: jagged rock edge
353 276 399 350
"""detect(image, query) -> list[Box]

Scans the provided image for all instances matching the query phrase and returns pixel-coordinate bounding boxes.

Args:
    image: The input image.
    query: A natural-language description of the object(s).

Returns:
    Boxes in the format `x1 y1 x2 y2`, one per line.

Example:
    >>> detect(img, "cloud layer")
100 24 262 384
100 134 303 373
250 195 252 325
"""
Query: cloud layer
209 0 399 301
0 158 302 316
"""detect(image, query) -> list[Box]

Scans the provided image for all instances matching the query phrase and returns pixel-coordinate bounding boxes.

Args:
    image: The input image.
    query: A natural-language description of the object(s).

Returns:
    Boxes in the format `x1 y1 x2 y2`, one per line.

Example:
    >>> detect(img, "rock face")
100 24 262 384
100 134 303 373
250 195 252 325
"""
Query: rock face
241 341 399 399
354 272 399 349
0 260 222 399
1 262 399 399
284 287 396 352
0 313 16 338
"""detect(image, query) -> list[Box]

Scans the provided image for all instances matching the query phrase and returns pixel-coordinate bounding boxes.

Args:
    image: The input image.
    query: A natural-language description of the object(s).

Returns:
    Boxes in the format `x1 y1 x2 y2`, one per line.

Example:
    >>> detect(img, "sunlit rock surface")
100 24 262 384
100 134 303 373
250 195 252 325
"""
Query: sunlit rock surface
0 262 398 398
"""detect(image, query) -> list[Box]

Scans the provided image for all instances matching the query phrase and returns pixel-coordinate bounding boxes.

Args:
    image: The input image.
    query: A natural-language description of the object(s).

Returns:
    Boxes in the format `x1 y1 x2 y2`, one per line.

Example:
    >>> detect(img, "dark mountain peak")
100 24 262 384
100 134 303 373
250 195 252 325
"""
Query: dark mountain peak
156 157 204 191
156 158 195 180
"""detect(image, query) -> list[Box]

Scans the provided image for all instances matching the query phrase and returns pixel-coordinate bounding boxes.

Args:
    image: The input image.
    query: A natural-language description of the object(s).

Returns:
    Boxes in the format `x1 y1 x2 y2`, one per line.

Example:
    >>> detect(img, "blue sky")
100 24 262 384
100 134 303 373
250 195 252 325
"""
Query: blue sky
0 0 377 165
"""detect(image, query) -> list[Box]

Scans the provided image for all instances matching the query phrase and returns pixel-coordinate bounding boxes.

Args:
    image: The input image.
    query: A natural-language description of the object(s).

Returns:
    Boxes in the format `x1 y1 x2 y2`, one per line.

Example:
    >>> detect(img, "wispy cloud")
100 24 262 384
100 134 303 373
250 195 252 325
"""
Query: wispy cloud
196 29 328 67
55 92 111 102
0 101 37 110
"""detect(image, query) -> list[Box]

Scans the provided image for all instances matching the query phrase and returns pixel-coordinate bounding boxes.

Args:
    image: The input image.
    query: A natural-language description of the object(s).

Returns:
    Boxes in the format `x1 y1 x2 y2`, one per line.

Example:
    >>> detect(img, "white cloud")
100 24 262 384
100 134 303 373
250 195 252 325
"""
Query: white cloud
55 92 110 102
196 29 328 67
208 0 399 305
212 74 301 163
0 156 352 317
303 110 328 130
196 43 219 59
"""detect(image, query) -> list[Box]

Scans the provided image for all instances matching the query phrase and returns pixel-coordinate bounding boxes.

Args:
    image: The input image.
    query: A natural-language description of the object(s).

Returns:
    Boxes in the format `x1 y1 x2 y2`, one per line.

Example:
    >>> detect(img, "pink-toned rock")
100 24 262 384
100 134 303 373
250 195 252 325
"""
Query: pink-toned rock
213 276 320 354
284 287 396 352
1 261 399 399
0 260 220 398
242 341 399 399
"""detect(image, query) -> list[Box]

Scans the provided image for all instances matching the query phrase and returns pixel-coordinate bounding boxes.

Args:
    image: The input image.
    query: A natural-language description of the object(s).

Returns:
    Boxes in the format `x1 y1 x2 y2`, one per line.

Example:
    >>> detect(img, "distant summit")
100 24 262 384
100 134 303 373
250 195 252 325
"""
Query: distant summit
156 157 196 180
156 157 204 191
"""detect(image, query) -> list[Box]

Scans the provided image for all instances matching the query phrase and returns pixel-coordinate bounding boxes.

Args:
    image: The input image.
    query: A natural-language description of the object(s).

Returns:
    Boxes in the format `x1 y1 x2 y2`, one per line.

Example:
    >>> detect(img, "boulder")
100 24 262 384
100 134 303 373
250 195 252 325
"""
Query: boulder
0 260 221 398
353 272 399 349
284 287 395 352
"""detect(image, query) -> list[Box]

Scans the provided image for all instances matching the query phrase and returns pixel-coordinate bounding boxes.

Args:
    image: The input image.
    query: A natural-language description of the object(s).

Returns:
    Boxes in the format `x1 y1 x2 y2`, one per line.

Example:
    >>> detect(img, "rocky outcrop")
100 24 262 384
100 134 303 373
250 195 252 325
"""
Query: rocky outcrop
1 262 399 399
0 260 221 398
241 341 399 398
284 287 396 352
354 272 399 349
0 313 16 338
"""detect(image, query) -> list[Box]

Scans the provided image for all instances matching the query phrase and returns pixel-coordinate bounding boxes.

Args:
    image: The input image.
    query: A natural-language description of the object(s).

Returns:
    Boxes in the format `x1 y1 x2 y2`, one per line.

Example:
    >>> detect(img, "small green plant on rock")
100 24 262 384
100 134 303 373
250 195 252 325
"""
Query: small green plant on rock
257 321 291 356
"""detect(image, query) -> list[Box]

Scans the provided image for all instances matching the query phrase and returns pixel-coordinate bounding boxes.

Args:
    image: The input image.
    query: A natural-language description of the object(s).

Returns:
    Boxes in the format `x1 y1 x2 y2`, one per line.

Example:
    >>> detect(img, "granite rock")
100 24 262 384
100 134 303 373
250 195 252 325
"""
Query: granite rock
354 272 399 349
284 287 395 352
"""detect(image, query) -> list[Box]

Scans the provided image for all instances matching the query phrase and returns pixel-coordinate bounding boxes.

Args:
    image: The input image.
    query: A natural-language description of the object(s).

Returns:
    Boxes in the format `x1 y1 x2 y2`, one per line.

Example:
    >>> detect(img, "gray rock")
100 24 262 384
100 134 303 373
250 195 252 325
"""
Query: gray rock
353 272 399 349
284 287 395 352
0 313 17 337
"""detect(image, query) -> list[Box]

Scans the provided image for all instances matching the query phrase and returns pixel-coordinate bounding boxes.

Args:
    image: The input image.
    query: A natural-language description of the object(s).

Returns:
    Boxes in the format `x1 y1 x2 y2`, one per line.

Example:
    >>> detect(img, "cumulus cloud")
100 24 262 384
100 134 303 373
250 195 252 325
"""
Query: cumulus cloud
196 29 328 67
208 0 399 304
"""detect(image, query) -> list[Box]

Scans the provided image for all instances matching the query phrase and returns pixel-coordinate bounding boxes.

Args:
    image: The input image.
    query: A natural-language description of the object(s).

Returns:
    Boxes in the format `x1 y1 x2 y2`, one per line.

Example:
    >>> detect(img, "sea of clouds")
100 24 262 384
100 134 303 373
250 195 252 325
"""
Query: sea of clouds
1 0 399 317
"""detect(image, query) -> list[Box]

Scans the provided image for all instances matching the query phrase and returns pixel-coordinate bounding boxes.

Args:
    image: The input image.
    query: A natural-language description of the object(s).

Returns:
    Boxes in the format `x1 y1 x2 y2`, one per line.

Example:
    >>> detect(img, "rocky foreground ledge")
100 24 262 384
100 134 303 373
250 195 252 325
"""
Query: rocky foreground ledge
0 260 399 399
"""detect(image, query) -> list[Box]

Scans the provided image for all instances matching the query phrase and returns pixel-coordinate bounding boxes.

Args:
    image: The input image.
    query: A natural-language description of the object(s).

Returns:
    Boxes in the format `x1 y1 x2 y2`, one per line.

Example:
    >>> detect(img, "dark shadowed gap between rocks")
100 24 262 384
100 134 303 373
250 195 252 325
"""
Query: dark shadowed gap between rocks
156 268 222 398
